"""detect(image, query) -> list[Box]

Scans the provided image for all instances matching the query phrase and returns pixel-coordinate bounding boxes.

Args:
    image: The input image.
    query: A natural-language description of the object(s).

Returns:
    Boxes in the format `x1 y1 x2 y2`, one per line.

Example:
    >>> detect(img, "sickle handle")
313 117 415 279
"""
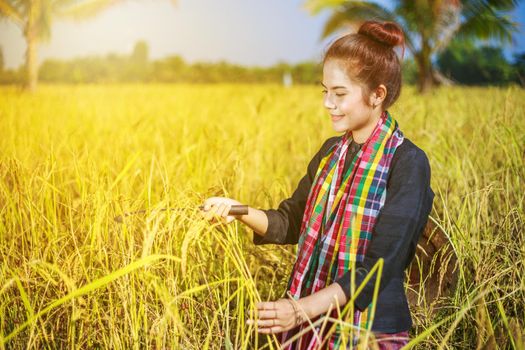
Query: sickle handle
115 205 249 223
199 204 248 215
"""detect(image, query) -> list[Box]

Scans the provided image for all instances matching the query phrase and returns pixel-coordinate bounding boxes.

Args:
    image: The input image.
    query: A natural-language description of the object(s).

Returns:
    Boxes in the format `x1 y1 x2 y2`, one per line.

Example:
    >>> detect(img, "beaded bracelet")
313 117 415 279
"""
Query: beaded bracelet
286 292 305 327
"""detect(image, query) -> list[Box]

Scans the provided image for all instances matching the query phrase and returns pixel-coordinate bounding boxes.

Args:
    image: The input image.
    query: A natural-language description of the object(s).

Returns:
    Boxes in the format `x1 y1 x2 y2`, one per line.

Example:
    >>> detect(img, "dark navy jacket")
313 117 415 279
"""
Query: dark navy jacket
252 135 434 333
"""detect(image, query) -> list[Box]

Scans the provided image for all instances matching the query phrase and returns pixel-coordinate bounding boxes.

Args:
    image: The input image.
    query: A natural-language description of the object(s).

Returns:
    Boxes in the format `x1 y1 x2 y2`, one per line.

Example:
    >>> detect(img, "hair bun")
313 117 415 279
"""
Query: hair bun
358 21 404 48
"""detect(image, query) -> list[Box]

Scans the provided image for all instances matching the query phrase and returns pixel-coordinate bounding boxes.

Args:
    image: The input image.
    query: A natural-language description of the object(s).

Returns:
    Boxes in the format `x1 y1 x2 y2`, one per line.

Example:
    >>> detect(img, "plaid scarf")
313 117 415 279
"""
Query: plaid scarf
280 111 404 349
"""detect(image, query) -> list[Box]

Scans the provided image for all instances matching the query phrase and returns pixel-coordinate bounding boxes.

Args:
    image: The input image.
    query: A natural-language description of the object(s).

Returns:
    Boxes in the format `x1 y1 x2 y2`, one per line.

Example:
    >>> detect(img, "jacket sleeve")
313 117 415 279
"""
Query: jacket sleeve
333 147 434 311
253 138 337 245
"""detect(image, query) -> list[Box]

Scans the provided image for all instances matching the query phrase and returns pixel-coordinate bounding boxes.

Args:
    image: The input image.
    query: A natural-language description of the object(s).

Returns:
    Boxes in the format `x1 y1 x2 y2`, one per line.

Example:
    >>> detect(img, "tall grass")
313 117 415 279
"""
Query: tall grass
0 84 523 348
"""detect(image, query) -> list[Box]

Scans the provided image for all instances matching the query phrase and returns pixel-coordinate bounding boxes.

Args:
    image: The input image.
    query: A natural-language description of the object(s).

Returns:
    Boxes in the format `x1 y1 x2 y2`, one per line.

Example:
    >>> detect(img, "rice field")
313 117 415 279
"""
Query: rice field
0 83 524 349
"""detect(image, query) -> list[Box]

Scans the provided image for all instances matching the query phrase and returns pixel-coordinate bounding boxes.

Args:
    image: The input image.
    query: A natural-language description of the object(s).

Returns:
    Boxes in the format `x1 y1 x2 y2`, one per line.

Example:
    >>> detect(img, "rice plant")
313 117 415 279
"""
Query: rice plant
0 84 523 349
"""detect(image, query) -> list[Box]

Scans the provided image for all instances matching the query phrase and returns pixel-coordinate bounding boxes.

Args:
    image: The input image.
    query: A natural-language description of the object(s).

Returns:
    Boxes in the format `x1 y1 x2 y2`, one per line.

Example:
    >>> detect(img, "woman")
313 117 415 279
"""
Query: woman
202 20 434 349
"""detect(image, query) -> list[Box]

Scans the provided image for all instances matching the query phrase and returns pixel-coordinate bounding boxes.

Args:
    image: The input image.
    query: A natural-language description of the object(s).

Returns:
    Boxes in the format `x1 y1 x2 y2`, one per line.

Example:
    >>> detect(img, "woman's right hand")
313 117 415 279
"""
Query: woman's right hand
201 196 243 225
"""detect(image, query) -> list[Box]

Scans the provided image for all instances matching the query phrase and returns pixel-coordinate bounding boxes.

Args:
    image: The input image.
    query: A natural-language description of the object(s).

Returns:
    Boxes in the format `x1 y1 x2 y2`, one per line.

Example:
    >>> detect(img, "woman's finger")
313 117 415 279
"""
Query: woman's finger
246 318 278 327
257 326 283 334
218 203 231 217
202 204 213 219
222 204 232 218
202 197 219 211
216 203 226 216
253 309 278 320
201 203 212 217
203 204 219 221
216 203 229 223
256 301 276 310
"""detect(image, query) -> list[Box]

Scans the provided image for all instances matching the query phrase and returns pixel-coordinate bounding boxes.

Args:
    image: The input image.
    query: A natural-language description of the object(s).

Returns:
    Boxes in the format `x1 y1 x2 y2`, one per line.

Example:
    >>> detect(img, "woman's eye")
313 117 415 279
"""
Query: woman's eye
321 90 345 97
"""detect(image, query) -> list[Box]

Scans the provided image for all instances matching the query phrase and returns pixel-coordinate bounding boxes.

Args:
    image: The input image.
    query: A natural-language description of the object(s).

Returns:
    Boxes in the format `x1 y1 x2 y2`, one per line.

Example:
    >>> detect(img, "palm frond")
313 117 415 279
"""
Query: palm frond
321 11 357 38
431 0 462 54
55 0 177 20
390 7 417 55
37 0 54 41
320 2 417 57
320 2 396 38
55 0 123 20
457 1 518 44
0 0 24 27
461 0 517 18
487 0 520 11
303 0 348 15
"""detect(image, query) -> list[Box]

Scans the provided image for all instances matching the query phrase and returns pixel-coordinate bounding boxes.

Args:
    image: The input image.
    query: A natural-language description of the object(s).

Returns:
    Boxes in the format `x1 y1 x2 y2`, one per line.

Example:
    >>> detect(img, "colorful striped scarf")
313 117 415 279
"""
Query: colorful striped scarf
280 110 404 349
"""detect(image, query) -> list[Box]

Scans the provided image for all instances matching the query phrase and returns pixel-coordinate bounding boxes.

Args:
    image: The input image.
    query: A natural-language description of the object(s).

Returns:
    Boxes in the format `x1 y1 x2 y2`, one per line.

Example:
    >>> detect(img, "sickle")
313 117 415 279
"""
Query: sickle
114 205 248 223
408 216 459 316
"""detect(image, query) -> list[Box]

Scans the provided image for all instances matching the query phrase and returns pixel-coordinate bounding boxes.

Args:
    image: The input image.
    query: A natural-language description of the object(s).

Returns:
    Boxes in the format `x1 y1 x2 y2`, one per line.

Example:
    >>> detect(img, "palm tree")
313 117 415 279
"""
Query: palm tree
0 0 175 91
305 0 520 93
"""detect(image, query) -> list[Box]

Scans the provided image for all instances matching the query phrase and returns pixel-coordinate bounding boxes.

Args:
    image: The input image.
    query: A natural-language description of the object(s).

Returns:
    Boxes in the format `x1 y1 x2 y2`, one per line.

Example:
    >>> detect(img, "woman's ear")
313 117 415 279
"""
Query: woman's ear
371 84 387 108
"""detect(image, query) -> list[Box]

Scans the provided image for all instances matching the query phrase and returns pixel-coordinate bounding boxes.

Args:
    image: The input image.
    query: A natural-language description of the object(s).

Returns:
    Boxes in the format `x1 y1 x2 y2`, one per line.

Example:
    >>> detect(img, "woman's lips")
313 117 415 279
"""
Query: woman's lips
331 114 344 121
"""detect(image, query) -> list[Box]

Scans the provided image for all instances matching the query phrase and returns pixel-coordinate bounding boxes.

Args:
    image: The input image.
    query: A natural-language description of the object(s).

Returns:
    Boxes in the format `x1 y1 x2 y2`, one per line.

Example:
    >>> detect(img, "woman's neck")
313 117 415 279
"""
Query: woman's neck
351 109 384 144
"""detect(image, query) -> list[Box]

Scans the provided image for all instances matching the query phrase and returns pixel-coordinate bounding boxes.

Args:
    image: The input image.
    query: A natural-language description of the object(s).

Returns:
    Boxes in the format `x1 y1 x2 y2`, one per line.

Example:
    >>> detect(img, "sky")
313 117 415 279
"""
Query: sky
0 0 524 70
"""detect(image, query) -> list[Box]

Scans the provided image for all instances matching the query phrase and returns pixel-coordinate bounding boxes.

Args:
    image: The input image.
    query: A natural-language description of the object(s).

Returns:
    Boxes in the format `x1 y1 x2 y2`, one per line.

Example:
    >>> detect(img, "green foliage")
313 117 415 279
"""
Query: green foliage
437 41 517 85
513 51 525 86
0 0 156 90
0 66 23 85
401 58 418 85
0 41 439 85
304 0 520 92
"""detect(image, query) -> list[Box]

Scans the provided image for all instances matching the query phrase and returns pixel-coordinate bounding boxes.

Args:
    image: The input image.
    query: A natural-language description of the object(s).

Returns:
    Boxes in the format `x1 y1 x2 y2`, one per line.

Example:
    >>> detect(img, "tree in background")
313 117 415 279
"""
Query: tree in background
0 45 4 72
513 52 525 86
305 0 520 93
0 0 175 91
128 40 150 82
437 40 516 85
8 37 518 86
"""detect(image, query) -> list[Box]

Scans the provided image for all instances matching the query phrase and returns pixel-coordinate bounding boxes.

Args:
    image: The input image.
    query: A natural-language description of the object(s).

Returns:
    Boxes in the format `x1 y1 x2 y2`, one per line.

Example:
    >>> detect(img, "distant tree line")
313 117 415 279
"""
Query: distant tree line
0 41 323 85
0 0 178 91
437 39 524 86
0 41 523 86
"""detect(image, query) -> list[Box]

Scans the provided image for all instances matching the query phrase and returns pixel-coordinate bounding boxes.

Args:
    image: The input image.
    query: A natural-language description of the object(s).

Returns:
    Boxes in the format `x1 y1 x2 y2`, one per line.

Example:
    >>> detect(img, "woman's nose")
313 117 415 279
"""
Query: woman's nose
323 94 336 110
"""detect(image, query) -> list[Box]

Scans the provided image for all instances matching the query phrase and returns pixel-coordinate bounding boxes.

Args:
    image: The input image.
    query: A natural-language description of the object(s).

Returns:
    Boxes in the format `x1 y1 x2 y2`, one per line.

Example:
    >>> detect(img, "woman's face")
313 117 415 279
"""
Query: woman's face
321 59 374 134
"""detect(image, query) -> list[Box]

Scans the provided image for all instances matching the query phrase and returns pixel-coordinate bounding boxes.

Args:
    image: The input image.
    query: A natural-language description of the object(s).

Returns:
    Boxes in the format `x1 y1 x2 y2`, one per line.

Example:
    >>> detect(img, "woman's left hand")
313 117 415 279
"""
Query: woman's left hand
246 299 304 334
246 283 347 335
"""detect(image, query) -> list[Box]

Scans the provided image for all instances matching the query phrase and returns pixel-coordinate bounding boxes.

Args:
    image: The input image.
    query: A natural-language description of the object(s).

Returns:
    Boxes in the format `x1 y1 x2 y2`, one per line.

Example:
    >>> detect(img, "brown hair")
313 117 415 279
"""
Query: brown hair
322 20 405 110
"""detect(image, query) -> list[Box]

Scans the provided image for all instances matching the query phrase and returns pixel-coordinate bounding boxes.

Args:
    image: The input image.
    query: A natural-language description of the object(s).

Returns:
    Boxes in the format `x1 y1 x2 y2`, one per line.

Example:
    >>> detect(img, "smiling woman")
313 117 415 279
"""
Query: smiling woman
321 60 388 140
203 20 433 349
